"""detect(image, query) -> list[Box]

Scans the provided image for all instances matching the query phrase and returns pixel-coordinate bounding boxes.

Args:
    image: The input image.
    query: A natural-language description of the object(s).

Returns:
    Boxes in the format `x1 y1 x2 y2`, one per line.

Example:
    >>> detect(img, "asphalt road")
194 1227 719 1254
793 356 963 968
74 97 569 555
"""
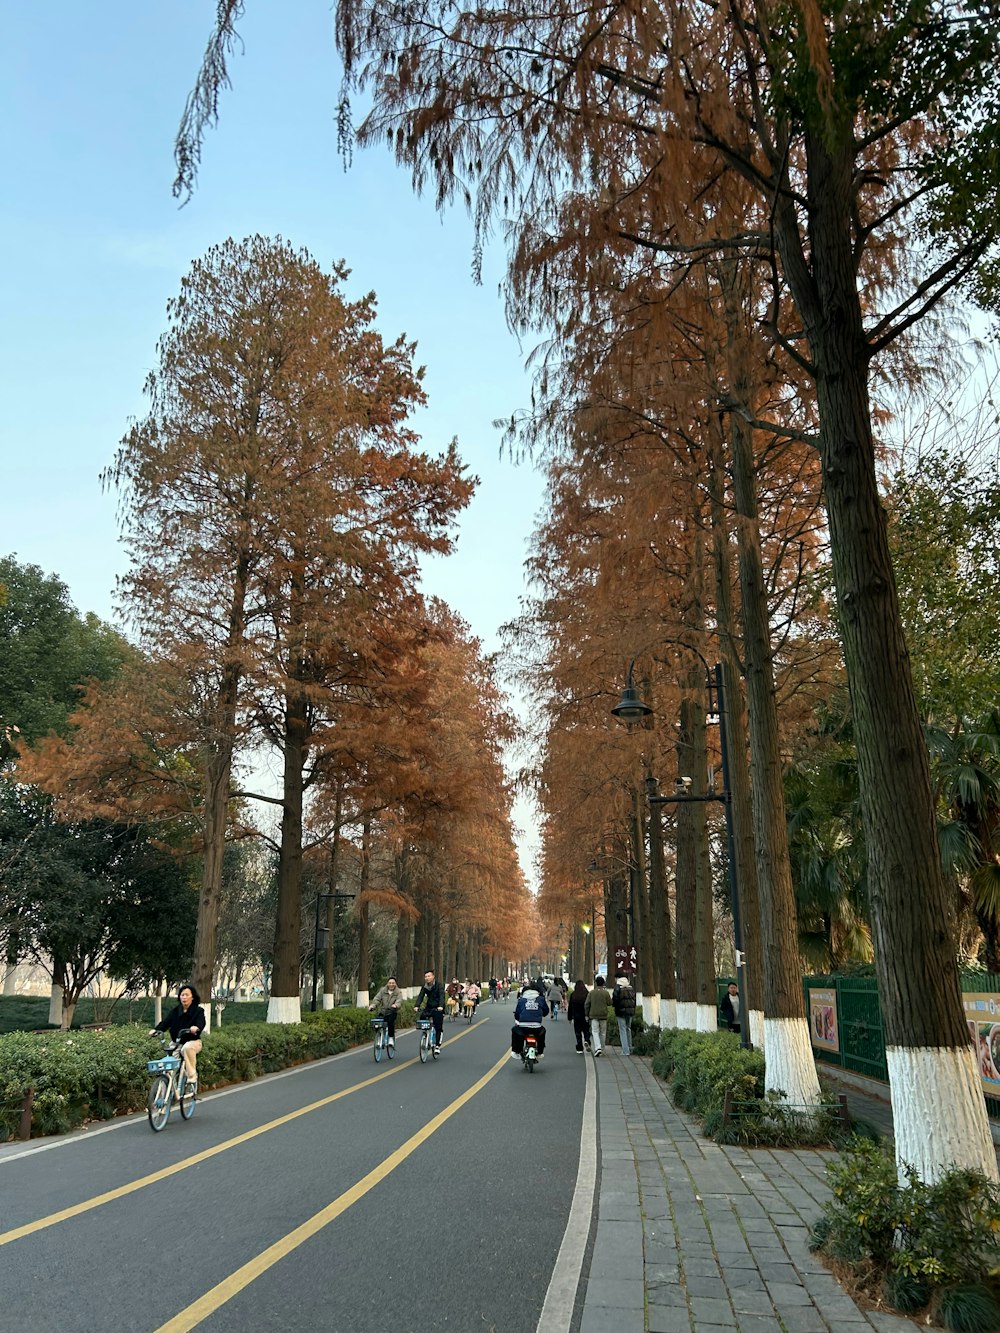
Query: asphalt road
0 1006 590 1333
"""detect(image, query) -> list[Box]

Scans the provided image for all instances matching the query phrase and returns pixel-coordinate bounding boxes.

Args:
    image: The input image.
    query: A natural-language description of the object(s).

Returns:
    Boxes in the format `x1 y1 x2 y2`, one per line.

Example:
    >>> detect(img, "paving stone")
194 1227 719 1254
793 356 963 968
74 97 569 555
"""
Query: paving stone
724 1269 767 1291
756 1263 800 1284
728 1290 777 1316
582 1277 645 1310
683 1256 726 1278
685 1275 729 1301
734 1317 783 1333
580 1307 645 1333
766 1282 816 1308
688 1296 737 1325
777 1308 831 1333
646 1280 687 1306
647 1305 693 1333
588 1251 644 1280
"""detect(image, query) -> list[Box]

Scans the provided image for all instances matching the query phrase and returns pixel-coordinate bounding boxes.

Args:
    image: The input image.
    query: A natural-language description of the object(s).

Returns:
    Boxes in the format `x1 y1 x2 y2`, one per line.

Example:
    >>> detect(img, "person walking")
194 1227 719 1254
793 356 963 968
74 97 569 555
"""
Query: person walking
585 975 611 1056
720 981 741 1032
611 973 636 1054
567 979 591 1053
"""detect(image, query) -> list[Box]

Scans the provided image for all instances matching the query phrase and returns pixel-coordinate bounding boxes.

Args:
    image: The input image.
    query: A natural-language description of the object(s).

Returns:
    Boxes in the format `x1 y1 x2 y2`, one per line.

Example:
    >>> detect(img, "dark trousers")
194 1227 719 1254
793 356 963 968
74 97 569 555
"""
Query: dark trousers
511 1025 546 1055
422 1009 444 1044
573 1015 590 1051
380 1009 397 1038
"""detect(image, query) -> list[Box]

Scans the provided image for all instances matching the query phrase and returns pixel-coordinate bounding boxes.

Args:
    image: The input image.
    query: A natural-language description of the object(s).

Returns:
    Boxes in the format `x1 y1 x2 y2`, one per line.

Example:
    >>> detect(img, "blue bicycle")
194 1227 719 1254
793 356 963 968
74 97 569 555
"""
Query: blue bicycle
371 1017 396 1063
416 1016 440 1062
147 1037 196 1131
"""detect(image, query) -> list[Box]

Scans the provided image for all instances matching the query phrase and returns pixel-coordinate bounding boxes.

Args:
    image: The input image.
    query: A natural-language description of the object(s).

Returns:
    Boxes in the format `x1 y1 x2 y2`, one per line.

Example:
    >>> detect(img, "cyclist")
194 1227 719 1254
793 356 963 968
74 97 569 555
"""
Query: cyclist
368 975 404 1050
489 977 499 1003
415 969 446 1053
149 983 206 1086
463 979 481 1016
511 977 549 1060
445 977 463 1020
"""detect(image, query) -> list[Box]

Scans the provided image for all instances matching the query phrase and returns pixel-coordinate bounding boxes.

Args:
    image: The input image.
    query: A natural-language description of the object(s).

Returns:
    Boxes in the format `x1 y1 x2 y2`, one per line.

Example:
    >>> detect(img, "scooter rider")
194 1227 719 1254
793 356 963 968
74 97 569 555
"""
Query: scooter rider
510 977 550 1060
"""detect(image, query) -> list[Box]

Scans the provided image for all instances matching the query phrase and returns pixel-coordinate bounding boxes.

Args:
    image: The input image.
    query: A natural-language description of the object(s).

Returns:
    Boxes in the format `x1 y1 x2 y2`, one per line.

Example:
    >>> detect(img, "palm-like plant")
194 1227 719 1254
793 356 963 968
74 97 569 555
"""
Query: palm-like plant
926 713 1000 972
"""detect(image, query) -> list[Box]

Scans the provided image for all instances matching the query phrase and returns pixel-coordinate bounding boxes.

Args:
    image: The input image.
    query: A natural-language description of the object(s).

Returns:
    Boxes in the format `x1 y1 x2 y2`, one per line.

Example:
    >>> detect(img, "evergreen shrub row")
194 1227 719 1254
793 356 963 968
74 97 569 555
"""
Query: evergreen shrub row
810 1137 1000 1333
650 1027 852 1147
0 1003 415 1141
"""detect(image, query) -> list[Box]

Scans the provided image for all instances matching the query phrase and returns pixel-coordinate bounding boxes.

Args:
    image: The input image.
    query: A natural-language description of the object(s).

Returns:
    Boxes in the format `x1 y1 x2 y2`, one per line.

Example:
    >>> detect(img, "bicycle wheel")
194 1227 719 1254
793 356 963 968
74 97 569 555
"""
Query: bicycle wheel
419 1029 429 1063
374 1027 384 1063
386 1031 396 1060
148 1075 171 1131
179 1077 197 1120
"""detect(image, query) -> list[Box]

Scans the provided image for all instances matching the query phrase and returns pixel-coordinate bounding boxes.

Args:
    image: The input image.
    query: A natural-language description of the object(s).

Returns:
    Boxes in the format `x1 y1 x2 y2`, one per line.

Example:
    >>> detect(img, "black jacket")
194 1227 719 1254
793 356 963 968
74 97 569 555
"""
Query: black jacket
720 994 741 1030
155 1003 206 1041
612 982 636 1017
416 980 445 1011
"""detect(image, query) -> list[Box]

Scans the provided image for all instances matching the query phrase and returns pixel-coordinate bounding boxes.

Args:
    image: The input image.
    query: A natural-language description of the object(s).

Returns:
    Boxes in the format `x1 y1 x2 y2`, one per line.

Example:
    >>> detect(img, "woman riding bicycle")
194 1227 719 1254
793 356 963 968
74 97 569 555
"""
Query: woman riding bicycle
149 984 206 1085
368 976 404 1049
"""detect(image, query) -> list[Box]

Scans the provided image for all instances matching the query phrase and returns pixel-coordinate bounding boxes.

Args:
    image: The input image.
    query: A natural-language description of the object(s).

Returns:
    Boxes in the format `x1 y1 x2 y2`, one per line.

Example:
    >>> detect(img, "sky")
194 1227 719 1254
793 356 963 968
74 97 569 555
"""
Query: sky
1 2 549 880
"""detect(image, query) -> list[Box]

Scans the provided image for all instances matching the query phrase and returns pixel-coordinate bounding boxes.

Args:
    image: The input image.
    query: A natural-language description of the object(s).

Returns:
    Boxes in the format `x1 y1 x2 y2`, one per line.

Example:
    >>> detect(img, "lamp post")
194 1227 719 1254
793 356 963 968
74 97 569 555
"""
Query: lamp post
310 891 356 1012
612 650 749 1049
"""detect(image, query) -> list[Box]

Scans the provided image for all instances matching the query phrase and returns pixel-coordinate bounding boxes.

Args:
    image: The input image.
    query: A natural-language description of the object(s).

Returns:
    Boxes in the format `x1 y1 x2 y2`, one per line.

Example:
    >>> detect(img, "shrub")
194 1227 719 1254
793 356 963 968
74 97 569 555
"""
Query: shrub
650 1027 852 1148
812 1137 1000 1328
0 1001 414 1141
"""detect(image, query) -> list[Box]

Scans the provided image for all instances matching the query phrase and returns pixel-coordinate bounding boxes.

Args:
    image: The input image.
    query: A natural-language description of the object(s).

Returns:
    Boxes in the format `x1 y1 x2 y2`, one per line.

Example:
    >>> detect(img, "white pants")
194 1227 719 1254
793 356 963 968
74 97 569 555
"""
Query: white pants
590 1018 607 1052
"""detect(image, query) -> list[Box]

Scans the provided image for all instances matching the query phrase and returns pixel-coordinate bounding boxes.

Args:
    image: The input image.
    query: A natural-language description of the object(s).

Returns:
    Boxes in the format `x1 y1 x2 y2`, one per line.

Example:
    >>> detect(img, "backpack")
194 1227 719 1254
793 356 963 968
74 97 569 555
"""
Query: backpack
617 983 636 1016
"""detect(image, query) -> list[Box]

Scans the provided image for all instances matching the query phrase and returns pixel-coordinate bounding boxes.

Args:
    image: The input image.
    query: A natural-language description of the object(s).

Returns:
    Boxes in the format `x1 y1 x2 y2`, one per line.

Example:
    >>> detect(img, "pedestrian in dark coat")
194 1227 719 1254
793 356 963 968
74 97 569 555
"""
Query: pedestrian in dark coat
567 980 591 1053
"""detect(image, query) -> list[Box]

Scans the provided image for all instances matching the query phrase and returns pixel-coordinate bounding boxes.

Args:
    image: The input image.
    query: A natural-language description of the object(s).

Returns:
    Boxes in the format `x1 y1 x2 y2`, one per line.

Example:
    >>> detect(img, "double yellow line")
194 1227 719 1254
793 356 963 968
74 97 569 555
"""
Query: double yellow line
157 1050 509 1331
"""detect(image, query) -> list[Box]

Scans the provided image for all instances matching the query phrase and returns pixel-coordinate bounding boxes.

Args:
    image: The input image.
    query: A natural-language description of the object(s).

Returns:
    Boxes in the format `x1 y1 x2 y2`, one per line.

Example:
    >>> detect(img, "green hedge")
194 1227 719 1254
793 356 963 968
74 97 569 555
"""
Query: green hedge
0 995 276 1035
650 1027 852 1147
0 1002 415 1141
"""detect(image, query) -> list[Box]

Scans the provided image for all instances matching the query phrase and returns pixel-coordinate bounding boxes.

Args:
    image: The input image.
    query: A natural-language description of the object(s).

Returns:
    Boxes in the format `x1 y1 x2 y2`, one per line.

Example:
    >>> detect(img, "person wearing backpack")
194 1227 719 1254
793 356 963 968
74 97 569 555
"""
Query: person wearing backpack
612 973 637 1054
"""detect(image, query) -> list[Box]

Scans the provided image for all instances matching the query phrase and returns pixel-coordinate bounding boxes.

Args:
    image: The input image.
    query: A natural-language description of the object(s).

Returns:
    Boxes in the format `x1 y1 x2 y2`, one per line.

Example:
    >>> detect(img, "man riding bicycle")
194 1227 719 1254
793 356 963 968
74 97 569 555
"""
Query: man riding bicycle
415 969 445 1053
368 976 404 1050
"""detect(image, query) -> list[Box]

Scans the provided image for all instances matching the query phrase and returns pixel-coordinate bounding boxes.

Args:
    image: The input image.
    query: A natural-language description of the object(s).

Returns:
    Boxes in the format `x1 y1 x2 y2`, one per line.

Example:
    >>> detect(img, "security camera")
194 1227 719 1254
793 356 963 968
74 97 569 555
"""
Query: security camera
675 776 692 792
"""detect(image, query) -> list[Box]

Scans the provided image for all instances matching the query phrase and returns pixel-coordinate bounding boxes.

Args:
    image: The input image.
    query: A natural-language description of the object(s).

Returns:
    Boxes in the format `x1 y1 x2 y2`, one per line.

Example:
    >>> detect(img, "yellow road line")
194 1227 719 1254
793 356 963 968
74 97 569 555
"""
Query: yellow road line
156 1050 510 1333
0 1023 479 1249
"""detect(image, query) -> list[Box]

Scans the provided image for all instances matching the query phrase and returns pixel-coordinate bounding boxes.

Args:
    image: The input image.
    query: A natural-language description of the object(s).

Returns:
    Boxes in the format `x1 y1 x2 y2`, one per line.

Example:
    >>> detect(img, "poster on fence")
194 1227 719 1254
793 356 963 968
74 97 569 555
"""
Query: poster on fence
962 992 1000 1096
809 988 839 1053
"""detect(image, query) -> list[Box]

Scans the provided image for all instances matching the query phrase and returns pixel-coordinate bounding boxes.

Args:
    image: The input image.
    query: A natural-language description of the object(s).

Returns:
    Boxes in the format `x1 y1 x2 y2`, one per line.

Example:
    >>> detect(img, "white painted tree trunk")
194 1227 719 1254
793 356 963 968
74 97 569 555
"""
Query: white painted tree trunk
48 984 63 1027
888 1045 999 1184
2 966 17 996
642 994 660 1028
321 993 334 1010
763 1016 821 1104
234 986 245 1002
154 995 163 1025
355 988 370 1008
660 998 678 1030
676 1000 697 1030
695 1004 716 1033
749 1009 764 1051
266 995 301 1024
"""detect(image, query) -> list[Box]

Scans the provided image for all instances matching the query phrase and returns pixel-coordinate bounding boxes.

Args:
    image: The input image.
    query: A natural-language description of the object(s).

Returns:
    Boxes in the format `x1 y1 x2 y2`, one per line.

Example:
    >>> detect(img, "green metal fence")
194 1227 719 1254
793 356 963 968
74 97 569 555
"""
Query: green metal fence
803 971 1000 1118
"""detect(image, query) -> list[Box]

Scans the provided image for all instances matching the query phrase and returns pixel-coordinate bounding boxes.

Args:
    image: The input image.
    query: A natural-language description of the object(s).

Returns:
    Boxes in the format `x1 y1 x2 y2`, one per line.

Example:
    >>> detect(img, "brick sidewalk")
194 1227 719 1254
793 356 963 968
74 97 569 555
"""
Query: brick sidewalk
578 1052 921 1333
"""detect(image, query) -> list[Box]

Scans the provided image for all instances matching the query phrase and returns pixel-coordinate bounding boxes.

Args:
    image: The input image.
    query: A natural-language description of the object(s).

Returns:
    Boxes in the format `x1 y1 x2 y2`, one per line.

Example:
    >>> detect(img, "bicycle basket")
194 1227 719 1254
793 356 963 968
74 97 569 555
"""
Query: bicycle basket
147 1056 181 1074
370 1017 386 1027
416 1019 432 1030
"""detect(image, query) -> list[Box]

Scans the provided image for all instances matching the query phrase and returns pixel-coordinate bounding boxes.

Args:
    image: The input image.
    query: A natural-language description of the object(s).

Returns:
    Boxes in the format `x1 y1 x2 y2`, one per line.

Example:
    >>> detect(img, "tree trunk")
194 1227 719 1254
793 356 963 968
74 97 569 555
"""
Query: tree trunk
267 684 306 1024
647 788 676 1026
723 263 819 1103
323 784 345 1002
674 696 699 1028
708 409 764 1045
355 819 371 1005
780 126 996 1177
630 788 654 999
190 550 251 1002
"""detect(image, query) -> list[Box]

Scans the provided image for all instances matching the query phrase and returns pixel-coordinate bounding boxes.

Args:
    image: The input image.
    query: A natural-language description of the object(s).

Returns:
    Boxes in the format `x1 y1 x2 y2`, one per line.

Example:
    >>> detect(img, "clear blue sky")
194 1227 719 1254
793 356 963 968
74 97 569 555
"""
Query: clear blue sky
1 2 546 874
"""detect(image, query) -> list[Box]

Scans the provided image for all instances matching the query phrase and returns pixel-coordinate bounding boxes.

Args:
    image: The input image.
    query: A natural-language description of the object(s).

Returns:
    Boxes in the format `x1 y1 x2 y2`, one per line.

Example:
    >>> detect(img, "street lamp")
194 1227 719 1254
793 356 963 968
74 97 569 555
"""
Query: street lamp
310 891 356 1012
612 647 749 1049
